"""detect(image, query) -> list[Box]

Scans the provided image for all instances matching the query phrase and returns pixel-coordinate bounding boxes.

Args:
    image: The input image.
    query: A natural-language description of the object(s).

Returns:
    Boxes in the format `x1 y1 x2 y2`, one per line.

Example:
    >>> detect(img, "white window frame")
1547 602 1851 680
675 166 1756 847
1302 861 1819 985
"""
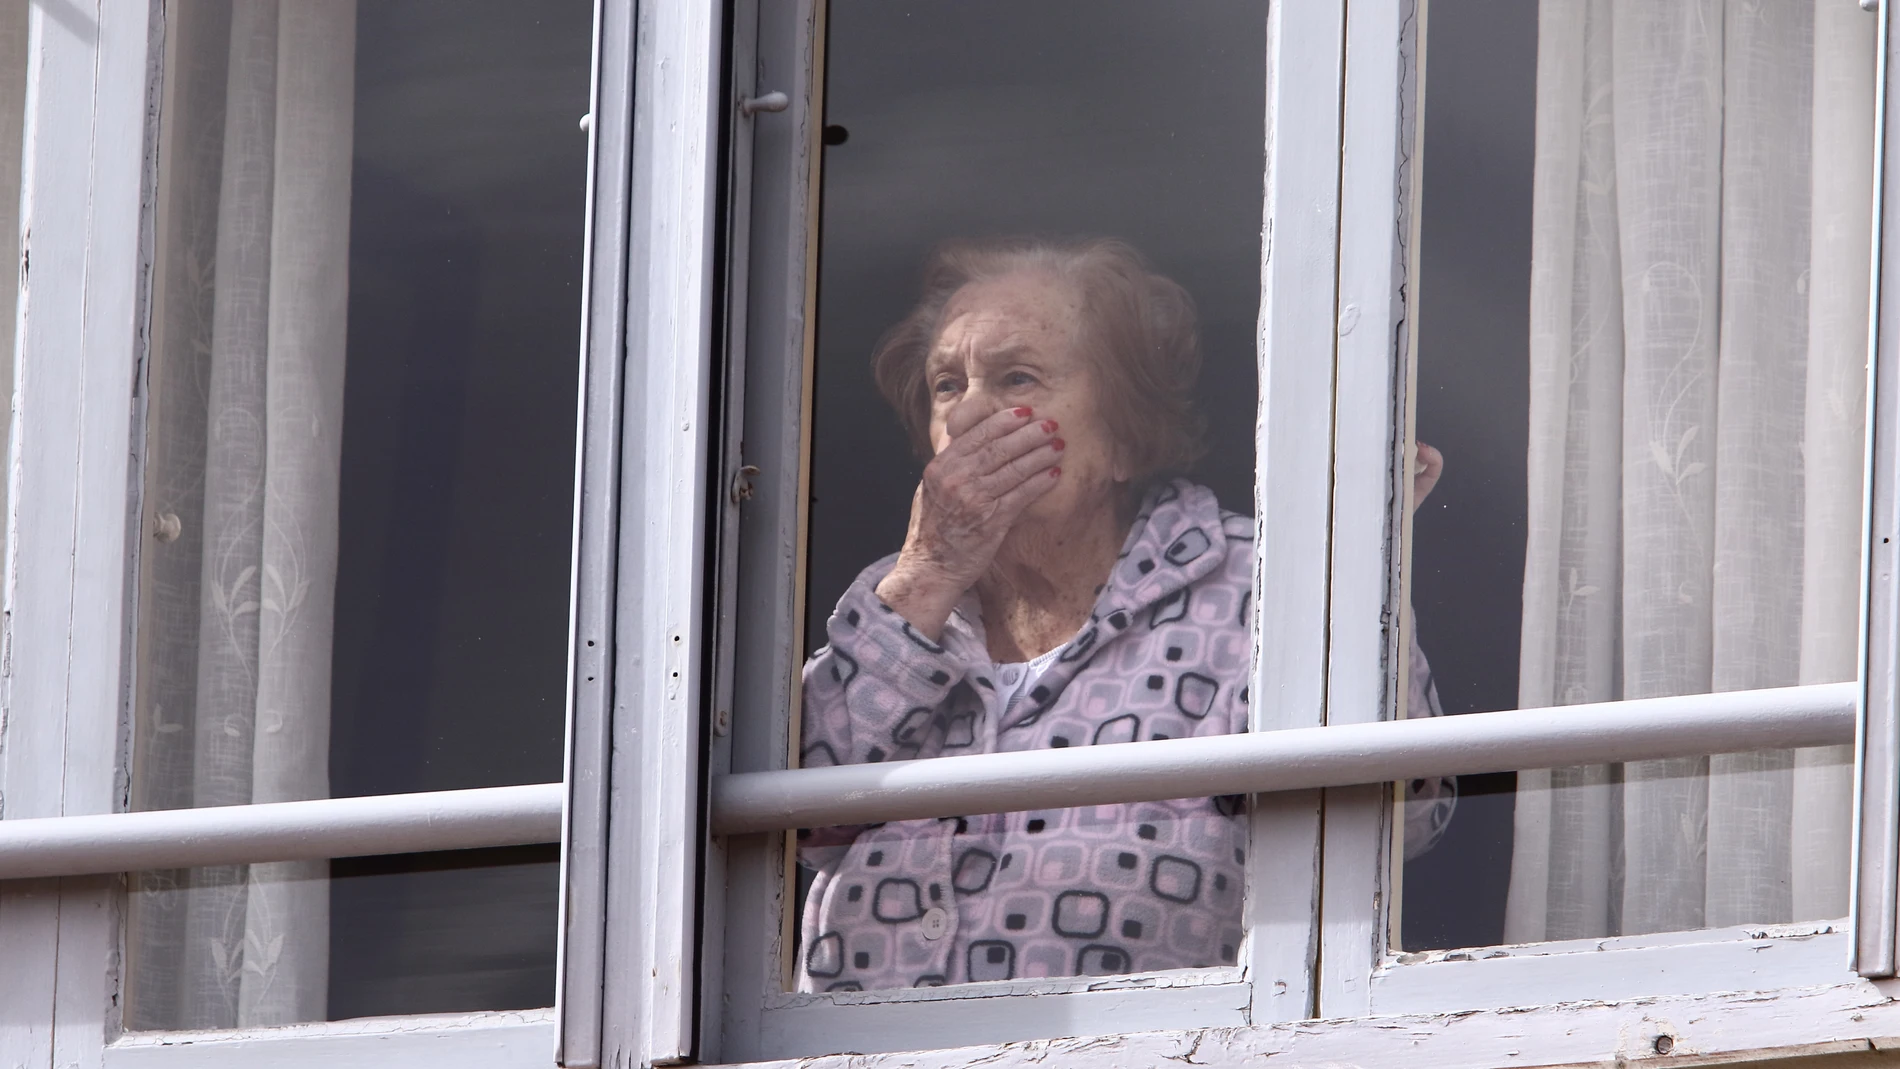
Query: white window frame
564 0 1900 1067
0 1 624 1067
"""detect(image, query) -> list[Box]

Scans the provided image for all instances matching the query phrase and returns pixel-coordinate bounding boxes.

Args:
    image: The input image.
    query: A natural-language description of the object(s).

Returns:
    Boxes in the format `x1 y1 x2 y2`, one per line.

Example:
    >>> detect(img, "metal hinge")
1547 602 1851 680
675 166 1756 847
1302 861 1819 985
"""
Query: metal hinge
730 464 760 505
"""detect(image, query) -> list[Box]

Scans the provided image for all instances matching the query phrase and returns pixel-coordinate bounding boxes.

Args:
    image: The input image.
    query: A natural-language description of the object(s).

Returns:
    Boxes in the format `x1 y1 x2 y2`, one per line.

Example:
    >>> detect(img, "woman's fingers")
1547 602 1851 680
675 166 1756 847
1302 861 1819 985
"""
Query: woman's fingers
976 417 1061 475
925 414 1059 521
944 407 1060 474
942 406 1040 466
989 460 1062 522
1413 441 1444 511
978 434 1062 495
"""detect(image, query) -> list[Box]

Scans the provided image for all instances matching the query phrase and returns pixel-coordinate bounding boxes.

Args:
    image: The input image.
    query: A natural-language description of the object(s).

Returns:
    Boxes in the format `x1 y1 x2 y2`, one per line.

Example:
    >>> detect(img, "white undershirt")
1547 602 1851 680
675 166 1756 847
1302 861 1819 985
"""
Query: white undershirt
995 645 1065 720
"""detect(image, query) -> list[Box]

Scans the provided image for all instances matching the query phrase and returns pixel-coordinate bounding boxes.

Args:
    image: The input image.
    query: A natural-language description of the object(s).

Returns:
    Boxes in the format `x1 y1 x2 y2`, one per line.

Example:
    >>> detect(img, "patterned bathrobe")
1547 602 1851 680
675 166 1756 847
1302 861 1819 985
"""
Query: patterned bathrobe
796 479 1454 991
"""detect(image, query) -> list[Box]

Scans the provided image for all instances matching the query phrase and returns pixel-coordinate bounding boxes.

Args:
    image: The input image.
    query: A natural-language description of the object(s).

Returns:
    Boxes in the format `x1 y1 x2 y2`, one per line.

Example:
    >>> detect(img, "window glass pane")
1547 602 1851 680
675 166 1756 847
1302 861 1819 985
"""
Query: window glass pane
1399 0 1870 950
793 0 1267 994
127 0 589 1028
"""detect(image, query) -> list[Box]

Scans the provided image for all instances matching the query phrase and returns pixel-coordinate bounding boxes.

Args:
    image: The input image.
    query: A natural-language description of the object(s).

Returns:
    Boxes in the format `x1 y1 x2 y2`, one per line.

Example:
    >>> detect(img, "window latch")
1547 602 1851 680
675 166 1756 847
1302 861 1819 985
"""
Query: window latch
739 91 789 117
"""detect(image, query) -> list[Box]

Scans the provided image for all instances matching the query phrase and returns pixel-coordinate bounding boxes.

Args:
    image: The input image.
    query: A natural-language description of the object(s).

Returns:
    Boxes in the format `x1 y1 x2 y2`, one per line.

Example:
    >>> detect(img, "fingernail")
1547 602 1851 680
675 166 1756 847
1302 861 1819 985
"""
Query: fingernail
1014 407 1034 418
1049 467 1061 477
1051 437 1066 451
1042 419 1059 433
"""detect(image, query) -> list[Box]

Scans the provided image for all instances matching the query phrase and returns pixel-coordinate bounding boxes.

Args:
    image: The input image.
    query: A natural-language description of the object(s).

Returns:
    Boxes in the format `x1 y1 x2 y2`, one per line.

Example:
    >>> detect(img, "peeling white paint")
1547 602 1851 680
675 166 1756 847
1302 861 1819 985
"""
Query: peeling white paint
702 981 1900 1069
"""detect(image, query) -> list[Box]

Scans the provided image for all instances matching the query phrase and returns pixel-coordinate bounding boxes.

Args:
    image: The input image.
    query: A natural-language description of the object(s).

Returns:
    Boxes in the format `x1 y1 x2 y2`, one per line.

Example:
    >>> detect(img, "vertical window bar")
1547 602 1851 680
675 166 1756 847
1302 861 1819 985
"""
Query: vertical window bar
1316 0 1420 1020
1247 0 1348 1025
707 0 824 1057
588 1 726 1065
556 0 636 1060
1856 0 1899 982
0 0 153 1063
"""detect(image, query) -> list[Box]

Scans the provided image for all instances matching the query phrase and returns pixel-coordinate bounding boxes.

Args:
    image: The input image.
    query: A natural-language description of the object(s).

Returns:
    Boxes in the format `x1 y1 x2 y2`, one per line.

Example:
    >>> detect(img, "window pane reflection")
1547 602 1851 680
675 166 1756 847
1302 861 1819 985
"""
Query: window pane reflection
1400 0 1870 950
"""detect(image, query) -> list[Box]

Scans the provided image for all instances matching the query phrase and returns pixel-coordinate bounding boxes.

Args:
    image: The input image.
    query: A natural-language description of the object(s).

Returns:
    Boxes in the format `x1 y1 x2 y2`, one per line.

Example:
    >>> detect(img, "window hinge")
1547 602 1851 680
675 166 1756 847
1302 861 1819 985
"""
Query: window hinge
730 464 761 504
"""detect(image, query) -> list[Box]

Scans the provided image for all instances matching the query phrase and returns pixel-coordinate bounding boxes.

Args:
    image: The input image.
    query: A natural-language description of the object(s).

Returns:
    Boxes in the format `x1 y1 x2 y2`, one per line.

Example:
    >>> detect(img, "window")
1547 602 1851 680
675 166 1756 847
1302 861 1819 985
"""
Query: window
10 1 1900 1069
702 0 1302 1059
571 0 1900 1066
1312 0 1879 1021
1396 0 1869 954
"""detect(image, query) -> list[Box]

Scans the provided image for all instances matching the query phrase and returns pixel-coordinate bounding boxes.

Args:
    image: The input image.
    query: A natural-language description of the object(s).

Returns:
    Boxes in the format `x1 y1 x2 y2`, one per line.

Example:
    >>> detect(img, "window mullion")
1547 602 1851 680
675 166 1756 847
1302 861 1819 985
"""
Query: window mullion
1246 0 1349 1025
555 0 637 1062
1855 0 1900 982
3 0 148 833
0 0 155 1065
587 0 725 1066
1315 0 1420 1021
710 0 840 1059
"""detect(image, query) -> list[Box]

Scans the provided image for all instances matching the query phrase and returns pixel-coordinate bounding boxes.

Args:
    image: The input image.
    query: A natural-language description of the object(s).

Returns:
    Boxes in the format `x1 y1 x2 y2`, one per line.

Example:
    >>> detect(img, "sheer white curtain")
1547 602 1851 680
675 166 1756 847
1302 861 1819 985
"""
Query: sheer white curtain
1505 0 1874 942
129 0 356 1029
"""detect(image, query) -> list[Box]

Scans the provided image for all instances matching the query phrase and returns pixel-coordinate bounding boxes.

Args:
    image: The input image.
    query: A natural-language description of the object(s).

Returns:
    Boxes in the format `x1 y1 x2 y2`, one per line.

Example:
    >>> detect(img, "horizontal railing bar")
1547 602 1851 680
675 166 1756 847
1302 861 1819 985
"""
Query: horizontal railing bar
0 783 563 881
6 684 1858 874
709 682 1859 835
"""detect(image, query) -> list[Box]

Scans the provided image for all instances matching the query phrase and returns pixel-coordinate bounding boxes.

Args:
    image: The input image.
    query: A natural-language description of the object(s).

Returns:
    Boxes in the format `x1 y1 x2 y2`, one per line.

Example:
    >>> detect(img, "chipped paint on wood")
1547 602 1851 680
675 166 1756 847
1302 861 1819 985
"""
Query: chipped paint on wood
699 979 1900 1069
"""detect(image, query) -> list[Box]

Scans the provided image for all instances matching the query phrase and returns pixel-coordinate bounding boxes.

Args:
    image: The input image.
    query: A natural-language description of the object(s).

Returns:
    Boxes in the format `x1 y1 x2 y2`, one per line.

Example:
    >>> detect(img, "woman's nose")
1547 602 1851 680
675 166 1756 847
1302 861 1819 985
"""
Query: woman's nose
944 387 1002 440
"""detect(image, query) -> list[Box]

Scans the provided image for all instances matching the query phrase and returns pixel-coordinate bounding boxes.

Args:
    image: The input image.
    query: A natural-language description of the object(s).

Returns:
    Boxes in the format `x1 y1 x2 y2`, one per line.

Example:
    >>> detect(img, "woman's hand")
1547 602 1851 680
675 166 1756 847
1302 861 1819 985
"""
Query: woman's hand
876 406 1064 638
1412 441 1443 513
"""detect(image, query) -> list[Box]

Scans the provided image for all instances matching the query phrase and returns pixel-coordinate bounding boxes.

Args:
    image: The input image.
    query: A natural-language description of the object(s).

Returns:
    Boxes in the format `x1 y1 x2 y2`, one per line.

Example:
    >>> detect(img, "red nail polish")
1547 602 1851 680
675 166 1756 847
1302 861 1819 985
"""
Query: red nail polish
1049 467 1061 477
1014 407 1034 418
1042 419 1059 433
1051 437 1066 451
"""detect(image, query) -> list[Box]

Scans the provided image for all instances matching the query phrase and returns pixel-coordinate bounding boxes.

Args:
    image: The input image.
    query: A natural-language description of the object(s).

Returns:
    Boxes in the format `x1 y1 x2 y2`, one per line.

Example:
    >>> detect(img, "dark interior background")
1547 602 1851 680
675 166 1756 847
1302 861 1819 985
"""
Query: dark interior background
1398 0 1538 952
804 0 1268 645
324 0 590 1018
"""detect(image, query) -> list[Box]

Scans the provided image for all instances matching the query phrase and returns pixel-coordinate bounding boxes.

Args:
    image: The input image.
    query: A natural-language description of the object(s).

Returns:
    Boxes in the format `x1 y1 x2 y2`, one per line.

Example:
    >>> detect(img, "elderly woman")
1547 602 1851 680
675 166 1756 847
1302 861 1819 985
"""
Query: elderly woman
797 237 1452 991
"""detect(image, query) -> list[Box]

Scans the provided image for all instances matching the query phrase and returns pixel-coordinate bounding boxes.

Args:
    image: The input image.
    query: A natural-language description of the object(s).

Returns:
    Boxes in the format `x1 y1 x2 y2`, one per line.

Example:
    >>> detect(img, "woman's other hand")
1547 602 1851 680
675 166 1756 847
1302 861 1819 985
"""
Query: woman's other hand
1412 440 1443 513
876 405 1063 637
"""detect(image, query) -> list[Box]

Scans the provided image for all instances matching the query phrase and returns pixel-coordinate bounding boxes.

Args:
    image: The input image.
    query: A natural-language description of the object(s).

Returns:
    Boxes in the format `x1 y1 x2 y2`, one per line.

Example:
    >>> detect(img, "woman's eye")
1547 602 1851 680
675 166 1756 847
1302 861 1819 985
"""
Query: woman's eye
932 378 961 396
1004 371 1038 388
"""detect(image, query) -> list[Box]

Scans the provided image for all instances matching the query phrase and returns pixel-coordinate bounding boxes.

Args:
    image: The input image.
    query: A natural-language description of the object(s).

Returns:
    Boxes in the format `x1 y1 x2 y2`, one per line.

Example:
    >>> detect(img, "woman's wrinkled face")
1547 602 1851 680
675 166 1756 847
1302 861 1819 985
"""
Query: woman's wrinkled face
926 270 1125 522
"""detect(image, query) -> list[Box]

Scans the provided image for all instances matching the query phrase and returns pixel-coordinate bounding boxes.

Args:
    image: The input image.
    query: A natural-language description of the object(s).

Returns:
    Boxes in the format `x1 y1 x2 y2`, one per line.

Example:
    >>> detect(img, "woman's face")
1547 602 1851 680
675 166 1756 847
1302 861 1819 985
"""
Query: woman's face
926 270 1125 523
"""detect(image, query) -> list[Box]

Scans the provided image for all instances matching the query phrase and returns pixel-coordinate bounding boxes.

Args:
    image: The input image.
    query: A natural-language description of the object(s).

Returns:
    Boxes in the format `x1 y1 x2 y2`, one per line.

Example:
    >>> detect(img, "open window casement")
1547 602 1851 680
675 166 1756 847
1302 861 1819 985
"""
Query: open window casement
562 0 1900 1067
653 0 1342 1061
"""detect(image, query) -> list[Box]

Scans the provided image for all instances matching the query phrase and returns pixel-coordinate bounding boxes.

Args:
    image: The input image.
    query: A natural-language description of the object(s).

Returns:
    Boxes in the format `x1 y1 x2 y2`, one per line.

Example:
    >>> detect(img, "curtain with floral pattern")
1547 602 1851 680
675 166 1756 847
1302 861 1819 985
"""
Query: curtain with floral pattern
128 0 356 1029
1506 0 1874 942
